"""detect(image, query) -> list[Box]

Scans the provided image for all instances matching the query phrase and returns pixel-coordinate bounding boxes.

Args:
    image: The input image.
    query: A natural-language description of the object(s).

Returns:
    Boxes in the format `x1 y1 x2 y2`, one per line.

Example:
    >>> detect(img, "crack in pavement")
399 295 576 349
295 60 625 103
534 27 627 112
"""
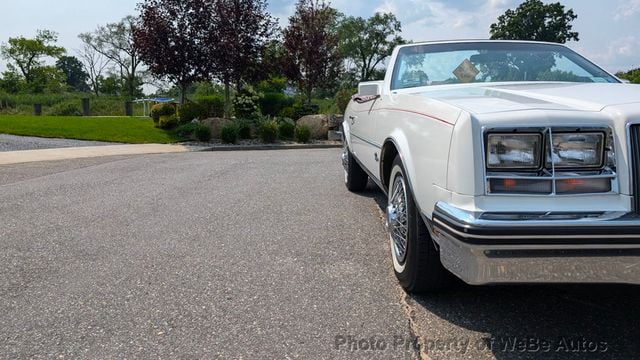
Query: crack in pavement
400 291 431 360
376 199 429 360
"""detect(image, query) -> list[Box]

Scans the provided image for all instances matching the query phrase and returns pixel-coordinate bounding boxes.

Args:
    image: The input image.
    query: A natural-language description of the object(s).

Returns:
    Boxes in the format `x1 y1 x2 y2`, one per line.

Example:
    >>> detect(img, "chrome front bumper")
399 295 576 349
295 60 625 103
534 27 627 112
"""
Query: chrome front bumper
429 202 640 285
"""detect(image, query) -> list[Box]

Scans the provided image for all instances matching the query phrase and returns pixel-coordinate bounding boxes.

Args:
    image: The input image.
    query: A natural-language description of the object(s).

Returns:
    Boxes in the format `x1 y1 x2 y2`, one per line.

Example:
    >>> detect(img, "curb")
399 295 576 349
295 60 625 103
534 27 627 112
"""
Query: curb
197 143 342 152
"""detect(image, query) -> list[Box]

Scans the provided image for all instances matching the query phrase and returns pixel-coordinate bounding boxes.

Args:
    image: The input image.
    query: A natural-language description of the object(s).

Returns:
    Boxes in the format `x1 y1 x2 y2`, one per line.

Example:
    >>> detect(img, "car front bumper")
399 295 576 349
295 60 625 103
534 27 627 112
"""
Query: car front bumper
429 202 640 285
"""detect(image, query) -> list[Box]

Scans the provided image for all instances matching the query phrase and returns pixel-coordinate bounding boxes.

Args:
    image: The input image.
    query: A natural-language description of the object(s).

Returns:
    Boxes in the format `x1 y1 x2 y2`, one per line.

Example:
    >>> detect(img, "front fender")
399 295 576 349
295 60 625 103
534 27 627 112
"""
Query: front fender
342 106 354 150
382 131 415 191
381 123 455 220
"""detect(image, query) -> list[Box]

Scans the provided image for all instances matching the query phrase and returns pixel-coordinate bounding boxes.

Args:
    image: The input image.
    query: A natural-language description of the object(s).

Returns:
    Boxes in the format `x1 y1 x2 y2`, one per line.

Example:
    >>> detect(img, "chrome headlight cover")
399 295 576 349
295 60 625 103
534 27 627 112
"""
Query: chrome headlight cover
483 126 616 195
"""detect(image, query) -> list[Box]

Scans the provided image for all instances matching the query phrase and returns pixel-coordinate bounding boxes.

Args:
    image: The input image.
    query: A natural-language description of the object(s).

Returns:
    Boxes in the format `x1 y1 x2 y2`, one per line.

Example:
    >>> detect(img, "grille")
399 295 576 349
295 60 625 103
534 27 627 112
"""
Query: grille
630 124 640 213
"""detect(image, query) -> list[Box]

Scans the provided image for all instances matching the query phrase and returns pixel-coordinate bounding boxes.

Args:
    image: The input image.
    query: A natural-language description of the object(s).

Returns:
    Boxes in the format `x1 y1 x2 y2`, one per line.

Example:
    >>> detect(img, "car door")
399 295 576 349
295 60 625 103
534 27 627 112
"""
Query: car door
349 98 380 175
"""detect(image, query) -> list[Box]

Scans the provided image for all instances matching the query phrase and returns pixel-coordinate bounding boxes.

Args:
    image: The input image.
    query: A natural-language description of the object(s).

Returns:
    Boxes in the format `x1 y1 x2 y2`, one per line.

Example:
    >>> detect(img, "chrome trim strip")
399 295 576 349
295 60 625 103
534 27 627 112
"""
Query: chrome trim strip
350 132 383 148
433 217 640 240
435 201 637 227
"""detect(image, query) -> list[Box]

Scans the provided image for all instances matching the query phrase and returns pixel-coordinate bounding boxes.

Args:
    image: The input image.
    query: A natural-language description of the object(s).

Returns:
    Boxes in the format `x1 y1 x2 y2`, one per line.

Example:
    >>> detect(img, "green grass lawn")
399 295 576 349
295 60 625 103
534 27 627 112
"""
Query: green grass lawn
0 115 180 144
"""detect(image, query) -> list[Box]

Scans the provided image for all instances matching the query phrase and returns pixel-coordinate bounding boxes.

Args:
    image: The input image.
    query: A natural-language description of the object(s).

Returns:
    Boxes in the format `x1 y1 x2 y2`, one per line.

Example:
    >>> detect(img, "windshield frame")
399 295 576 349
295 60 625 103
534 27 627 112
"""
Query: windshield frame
389 41 620 91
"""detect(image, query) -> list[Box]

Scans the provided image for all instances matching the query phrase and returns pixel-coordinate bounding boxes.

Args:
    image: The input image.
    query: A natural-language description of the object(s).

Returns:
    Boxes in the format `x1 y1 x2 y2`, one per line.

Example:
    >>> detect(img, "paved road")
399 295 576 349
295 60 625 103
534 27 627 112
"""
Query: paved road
0 134 119 152
1 149 639 359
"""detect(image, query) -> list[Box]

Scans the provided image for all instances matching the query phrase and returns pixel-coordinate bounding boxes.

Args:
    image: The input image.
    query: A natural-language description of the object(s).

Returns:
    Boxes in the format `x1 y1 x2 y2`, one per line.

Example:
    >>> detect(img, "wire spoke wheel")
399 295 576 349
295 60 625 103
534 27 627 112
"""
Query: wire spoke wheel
388 174 408 264
342 134 368 192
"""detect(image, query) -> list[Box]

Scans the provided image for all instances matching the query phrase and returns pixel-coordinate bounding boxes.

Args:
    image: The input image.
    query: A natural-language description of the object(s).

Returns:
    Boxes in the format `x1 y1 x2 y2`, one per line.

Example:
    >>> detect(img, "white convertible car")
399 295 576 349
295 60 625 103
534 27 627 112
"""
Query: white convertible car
342 40 640 293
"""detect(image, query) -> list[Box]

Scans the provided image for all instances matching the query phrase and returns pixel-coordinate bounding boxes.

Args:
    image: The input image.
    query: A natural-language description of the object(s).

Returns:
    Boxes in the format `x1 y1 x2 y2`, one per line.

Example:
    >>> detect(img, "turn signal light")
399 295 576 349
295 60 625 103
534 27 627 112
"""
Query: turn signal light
489 178 552 194
556 178 611 194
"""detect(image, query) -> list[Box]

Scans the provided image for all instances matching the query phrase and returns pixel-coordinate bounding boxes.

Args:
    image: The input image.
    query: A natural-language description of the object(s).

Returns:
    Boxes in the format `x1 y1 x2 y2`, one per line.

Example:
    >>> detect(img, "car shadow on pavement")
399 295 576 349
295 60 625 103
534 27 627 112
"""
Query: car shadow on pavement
411 284 640 360
360 182 640 360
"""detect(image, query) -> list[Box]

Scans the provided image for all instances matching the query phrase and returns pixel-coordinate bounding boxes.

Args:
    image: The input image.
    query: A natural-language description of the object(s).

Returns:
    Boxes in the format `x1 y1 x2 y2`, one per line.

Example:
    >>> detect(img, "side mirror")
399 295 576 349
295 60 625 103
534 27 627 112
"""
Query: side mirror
358 81 383 96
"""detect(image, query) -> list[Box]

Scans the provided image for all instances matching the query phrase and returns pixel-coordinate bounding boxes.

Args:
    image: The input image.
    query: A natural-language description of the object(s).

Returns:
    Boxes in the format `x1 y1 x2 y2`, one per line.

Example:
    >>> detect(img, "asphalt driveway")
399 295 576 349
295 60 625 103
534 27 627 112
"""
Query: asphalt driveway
0 150 416 359
1 149 639 359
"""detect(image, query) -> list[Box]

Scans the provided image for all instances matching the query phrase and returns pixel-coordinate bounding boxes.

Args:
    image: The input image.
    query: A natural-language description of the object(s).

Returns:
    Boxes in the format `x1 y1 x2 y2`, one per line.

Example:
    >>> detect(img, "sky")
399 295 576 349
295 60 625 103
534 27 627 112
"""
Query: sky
0 0 639 75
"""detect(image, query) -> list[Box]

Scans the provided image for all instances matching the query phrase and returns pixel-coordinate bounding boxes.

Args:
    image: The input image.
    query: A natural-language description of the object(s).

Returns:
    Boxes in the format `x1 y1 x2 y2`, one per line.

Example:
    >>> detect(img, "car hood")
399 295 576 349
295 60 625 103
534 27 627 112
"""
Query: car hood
414 82 640 115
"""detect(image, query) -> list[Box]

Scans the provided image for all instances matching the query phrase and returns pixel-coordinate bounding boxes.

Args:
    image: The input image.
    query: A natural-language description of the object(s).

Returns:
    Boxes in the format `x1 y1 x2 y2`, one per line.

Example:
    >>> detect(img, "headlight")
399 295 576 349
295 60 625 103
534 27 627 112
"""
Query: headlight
547 132 604 168
486 133 542 169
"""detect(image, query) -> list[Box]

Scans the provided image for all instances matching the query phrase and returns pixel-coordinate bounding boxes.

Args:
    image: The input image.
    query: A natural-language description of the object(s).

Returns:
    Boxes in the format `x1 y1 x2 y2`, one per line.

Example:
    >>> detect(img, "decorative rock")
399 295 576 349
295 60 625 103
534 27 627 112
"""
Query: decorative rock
296 114 329 140
328 130 342 141
200 117 233 139
328 114 343 130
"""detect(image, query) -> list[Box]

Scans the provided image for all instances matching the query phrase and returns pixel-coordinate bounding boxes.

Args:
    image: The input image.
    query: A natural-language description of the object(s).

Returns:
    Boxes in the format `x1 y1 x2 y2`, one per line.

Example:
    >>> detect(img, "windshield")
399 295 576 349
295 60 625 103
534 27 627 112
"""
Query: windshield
390 42 619 90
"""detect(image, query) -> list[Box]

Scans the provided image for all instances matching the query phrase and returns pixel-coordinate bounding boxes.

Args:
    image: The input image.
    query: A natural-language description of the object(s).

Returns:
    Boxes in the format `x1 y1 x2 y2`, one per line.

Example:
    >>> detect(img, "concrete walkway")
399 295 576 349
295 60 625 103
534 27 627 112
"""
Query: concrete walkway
0 144 202 165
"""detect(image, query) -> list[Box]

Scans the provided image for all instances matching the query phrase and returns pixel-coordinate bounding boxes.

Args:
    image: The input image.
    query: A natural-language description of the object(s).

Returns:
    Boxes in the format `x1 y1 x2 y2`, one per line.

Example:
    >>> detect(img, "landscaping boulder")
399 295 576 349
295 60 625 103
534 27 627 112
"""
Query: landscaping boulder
328 114 343 130
296 114 329 140
200 117 233 139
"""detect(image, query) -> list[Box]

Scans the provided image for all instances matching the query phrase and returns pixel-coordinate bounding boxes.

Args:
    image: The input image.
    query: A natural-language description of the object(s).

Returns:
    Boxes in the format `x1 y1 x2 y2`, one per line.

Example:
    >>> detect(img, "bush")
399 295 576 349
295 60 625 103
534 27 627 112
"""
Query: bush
0 93 17 109
194 124 212 142
278 103 317 120
220 123 239 144
292 103 318 120
196 95 225 118
279 106 295 119
259 92 293 117
158 114 178 129
151 103 175 125
237 119 253 139
258 119 279 143
178 102 207 123
295 125 312 143
47 101 82 116
335 87 356 114
233 86 262 119
278 120 295 140
174 122 199 139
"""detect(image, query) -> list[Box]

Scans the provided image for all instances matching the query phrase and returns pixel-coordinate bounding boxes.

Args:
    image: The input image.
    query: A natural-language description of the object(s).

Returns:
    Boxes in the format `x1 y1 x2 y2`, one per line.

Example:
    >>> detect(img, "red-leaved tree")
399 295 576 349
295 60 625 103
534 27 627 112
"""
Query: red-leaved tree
205 0 277 116
282 0 342 105
134 0 211 103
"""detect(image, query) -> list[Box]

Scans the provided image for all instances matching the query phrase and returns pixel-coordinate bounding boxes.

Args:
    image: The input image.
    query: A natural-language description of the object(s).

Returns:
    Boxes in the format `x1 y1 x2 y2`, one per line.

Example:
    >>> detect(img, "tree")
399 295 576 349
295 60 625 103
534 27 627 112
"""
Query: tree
253 39 287 86
134 0 211 104
27 66 67 93
0 29 65 85
338 12 406 82
78 34 113 96
97 73 124 96
616 68 640 84
283 0 342 105
56 55 90 92
206 0 277 116
79 17 144 99
490 0 579 43
0 70 25 93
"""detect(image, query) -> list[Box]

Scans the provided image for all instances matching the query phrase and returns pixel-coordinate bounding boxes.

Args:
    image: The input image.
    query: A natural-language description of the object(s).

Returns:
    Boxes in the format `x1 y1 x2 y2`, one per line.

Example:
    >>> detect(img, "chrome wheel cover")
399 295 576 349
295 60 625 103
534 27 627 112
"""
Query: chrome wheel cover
341 140 349 183
388 175 408 264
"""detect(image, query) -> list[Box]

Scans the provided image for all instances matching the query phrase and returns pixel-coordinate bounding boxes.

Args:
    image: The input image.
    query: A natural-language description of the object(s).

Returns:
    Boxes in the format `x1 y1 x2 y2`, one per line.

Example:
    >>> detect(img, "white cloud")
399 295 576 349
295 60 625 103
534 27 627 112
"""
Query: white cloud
577 35 640 71
387 0 513 43
614 0 640 20
375 0 397 14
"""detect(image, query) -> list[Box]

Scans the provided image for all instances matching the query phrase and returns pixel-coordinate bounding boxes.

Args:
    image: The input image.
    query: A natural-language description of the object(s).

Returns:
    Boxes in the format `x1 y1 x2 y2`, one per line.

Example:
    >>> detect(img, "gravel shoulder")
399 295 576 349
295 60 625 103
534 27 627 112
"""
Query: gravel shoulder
0 133 121 152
